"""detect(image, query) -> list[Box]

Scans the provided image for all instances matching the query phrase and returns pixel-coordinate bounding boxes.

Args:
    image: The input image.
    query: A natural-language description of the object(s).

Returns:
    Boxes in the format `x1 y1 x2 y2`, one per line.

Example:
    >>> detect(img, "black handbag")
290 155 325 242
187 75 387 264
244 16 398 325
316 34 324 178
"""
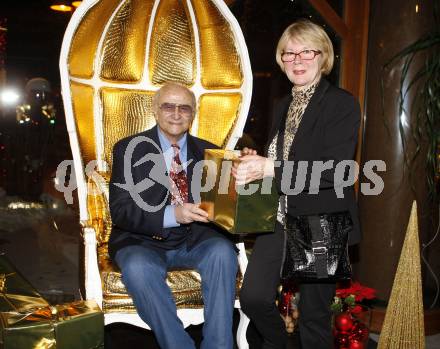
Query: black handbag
281 211 352 281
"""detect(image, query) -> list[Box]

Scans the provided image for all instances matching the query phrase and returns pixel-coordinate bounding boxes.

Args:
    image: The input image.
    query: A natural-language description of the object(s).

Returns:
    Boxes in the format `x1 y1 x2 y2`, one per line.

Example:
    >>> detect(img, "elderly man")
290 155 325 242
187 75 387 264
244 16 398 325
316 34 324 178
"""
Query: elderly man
108 82 238 349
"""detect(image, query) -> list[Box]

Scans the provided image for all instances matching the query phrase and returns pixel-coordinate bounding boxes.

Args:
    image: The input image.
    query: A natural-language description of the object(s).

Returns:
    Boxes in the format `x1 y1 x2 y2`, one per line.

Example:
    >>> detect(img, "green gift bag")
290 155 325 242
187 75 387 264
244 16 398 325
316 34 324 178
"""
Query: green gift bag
0 300 104 349
200 149 279 234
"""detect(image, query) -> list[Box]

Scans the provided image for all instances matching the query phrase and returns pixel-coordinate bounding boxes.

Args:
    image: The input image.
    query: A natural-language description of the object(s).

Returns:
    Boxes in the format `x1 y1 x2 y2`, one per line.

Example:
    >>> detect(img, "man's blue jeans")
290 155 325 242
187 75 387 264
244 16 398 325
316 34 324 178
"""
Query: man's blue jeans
114 238 238 349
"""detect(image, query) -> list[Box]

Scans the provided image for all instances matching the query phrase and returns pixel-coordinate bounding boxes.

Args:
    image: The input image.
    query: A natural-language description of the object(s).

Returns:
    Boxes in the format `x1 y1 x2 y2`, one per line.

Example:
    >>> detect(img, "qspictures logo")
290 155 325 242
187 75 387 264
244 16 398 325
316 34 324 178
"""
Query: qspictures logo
55 136 386 212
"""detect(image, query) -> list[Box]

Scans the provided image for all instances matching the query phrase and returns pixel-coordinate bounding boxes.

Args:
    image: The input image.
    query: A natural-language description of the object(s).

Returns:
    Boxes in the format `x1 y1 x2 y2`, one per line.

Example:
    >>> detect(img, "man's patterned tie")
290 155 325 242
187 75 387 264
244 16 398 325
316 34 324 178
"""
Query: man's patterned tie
169 144 189 205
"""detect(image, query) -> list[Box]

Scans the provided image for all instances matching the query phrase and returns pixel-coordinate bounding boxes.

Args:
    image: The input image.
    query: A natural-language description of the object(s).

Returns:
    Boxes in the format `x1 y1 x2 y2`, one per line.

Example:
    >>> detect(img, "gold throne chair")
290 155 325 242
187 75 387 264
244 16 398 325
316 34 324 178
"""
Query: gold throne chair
59 0 252 347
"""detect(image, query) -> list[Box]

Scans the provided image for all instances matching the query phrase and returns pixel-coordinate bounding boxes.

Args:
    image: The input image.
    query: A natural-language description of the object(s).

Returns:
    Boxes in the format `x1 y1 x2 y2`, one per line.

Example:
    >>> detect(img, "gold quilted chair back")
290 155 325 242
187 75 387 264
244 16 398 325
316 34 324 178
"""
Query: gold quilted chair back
59 0 252 314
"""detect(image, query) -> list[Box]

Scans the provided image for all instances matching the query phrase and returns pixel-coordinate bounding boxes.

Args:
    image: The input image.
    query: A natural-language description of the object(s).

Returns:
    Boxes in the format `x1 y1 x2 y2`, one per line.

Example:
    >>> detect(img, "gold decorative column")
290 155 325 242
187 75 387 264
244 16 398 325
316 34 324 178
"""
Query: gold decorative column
377 201 425 349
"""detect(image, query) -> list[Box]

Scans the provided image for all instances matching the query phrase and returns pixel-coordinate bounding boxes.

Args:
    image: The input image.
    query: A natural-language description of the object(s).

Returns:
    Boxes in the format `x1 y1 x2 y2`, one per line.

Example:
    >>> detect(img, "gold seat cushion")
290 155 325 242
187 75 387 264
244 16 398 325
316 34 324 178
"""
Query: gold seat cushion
98 246 242 313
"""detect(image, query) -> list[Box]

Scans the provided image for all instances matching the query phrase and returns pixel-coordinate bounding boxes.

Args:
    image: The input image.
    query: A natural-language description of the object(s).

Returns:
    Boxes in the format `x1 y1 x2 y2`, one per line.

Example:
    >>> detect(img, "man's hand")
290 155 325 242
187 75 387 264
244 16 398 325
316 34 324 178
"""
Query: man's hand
175 203 209 224
231 155 275 185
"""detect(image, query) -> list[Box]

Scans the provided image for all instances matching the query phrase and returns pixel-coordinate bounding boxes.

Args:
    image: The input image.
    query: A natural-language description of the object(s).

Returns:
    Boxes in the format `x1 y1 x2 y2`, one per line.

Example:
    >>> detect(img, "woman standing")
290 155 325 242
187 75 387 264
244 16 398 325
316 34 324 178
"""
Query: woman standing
234 20 361 348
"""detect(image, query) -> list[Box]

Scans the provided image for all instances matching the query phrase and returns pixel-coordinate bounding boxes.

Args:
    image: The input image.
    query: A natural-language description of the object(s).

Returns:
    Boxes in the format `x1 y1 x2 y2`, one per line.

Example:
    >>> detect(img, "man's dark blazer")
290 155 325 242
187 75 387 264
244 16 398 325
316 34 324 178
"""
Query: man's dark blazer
108 125 228 261
266 78 361 245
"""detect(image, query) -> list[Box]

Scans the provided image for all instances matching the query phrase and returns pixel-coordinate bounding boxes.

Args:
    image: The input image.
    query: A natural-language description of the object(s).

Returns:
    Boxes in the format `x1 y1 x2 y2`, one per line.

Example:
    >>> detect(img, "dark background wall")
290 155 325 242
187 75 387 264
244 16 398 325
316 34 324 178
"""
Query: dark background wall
357 0 439 307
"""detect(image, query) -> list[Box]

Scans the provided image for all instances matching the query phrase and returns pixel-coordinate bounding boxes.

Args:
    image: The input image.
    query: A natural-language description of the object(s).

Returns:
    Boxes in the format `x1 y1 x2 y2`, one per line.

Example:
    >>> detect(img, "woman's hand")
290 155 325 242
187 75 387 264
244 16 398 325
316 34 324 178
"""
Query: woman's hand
240 147 258 156
231 155 275 185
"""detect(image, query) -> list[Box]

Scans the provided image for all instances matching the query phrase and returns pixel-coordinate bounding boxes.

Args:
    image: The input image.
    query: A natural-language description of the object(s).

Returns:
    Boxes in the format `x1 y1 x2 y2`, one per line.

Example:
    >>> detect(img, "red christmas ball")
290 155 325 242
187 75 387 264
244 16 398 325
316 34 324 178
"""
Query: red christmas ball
352 322 369 342
348 339 365 349
335 313 354 332
334 332 350 348
359 326 369 342
279 291 293 316
349 331 361 342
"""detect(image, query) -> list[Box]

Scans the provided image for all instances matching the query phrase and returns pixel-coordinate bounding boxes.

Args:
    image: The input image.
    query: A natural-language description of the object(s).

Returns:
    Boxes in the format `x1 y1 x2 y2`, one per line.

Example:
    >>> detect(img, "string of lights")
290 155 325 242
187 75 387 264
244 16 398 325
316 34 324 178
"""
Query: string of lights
50 1 82 12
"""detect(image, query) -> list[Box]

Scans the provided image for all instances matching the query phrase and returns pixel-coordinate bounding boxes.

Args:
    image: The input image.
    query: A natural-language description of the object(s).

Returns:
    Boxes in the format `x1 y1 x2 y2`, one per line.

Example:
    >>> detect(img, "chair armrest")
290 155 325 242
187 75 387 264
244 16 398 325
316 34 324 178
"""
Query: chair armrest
83 226 103 308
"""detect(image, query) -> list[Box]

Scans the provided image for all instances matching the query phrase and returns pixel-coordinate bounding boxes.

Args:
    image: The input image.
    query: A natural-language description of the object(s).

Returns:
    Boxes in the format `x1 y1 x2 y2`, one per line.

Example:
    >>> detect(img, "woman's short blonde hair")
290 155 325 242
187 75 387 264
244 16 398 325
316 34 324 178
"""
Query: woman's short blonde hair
275 19 334 75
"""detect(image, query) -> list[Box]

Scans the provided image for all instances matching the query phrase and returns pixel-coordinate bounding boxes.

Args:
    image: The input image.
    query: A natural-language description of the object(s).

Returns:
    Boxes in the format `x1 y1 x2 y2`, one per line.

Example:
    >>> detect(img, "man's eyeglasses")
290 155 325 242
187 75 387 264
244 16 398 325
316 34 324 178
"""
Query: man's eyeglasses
159 103 193 117
281 49 321 62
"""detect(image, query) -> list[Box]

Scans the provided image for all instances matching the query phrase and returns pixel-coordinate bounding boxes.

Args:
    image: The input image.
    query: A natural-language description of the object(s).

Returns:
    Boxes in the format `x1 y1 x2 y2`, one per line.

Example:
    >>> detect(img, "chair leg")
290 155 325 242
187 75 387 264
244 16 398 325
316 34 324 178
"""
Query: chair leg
236 309 250 349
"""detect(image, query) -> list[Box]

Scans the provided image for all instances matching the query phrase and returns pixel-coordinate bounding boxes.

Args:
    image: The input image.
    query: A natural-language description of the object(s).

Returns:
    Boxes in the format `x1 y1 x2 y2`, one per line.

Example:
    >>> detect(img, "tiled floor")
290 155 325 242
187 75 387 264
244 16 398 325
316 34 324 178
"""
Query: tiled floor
1 196 439 348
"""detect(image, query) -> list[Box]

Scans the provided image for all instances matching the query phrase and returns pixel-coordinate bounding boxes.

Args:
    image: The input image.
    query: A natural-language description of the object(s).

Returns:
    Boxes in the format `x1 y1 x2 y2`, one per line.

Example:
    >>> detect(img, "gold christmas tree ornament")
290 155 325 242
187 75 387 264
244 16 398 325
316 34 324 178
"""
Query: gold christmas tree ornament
377 201 425 349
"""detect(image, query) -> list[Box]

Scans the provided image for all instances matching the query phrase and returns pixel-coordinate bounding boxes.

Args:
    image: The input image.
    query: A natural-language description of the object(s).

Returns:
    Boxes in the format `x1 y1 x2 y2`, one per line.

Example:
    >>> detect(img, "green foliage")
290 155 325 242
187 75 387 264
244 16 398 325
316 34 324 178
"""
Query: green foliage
331 294 361 314
331 296 343 313
345 294 356 307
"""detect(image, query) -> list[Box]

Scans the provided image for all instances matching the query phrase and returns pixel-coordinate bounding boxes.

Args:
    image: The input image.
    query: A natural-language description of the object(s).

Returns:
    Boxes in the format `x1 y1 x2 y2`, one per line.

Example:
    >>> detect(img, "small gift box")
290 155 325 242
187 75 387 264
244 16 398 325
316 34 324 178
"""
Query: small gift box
0 254 104 348
200 149 279 234
0 254 49 313
0 300 104 349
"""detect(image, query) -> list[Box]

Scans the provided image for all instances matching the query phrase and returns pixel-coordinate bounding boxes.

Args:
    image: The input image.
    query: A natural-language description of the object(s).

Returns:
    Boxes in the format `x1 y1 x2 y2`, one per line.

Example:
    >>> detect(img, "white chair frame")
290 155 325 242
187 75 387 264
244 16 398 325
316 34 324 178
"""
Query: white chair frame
59 0 253 347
